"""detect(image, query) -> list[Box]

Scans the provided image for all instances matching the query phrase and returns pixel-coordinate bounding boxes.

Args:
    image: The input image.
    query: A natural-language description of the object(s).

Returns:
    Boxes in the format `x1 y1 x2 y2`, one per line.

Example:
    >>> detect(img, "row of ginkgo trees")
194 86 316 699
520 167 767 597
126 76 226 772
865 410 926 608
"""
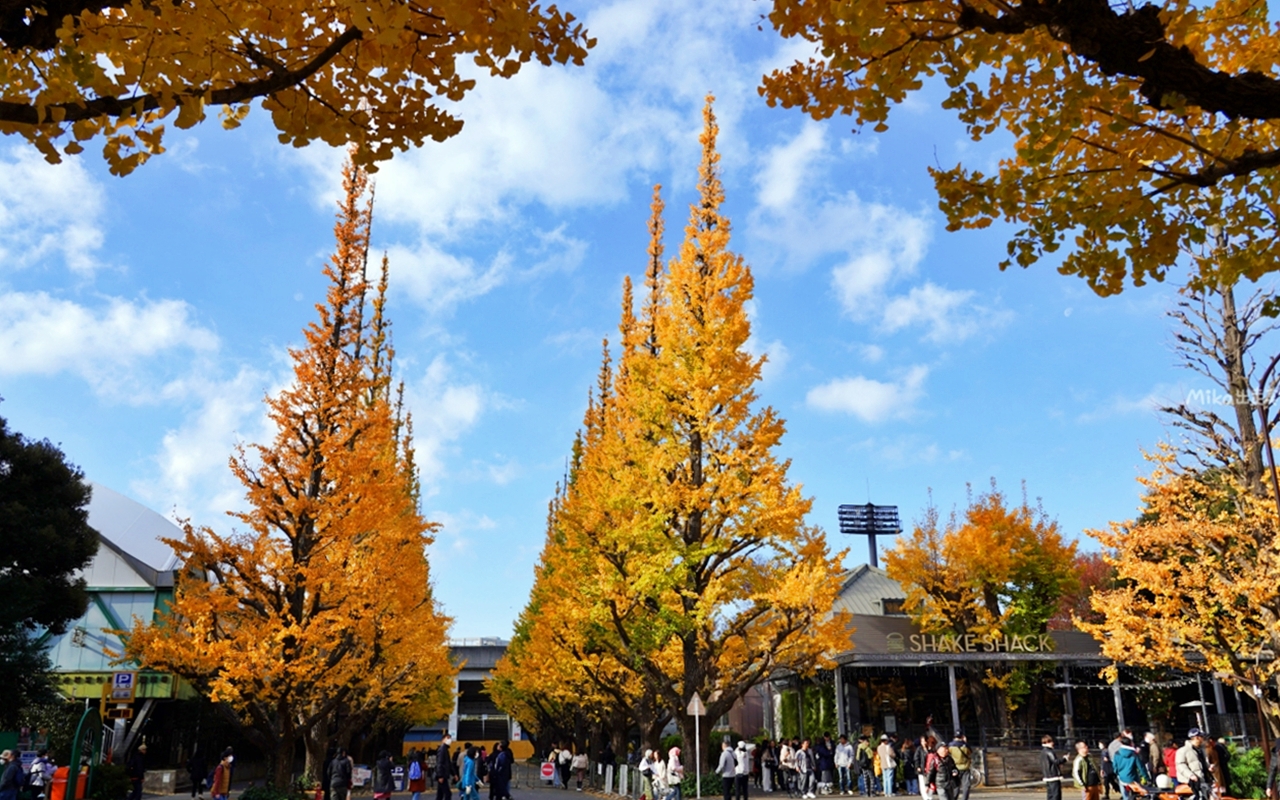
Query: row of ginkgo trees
127 160 455 787
488 99 850 768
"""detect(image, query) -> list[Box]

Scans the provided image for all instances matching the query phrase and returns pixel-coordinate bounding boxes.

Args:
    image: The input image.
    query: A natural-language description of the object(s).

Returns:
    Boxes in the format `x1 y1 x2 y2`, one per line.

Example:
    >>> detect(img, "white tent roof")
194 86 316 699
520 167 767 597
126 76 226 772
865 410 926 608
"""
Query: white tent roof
85 482 183 572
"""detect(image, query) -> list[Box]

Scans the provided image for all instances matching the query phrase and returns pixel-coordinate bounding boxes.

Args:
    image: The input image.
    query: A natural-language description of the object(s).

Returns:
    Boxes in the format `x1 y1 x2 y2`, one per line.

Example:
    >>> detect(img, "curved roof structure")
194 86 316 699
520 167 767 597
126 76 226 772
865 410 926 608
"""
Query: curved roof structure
85 482 183 572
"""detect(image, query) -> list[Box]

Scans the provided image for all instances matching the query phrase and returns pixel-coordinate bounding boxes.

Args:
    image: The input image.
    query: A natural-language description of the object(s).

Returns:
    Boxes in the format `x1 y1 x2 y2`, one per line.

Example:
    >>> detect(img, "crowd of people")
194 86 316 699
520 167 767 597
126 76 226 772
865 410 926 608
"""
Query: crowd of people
1044 727 1250 800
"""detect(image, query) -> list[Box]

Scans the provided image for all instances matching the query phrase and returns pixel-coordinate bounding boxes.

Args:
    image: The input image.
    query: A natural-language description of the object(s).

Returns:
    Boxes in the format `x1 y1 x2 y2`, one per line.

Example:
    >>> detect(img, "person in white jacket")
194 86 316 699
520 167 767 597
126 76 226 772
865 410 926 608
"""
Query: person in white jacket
669 748 685 800
834 737 855 797
736 741 754 800
1175 731 1209 800
720 741 740 800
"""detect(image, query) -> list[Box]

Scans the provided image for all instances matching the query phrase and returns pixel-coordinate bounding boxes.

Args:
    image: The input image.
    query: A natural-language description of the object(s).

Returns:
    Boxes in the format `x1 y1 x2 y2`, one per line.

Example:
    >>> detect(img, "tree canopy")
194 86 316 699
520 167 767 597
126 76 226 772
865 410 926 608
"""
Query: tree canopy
0 0 592 174
884 482 1076 728
492 101 848 765
0 413 98 634
761 0 1280 294
0 413 98 729
1082 452 1280 733
127 157 454 785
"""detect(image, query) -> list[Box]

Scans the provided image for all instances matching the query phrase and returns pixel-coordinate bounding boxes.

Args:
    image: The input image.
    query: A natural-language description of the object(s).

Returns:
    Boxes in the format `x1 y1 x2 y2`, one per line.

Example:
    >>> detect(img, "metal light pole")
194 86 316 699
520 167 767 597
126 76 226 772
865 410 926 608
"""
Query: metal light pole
688 692 705 800
838 504 902 568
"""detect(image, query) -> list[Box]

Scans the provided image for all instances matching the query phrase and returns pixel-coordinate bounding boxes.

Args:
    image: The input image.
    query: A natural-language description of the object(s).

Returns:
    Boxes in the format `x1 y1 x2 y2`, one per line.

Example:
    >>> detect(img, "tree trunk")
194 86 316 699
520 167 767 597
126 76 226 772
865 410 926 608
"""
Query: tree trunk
304 715 330 786
273 738 296 789
677 713 710 779
1219 284 1267 496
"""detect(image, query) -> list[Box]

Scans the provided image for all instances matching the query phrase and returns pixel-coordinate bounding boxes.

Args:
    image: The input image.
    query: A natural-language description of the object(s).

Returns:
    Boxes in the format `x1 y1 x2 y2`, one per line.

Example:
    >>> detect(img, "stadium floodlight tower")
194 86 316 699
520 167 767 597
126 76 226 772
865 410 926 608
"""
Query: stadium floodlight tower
837 503 901 569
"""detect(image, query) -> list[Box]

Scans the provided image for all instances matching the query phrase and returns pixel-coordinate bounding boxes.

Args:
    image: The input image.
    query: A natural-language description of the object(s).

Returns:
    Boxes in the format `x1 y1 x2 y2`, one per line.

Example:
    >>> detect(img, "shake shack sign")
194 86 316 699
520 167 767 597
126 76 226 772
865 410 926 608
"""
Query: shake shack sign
839 614 1103 662
886 631 1055 654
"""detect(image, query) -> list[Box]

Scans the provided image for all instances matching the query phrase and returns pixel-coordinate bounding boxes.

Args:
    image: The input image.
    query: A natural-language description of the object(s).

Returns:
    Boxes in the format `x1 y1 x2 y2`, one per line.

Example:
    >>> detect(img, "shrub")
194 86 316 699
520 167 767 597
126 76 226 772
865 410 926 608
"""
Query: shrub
681 772 722 798
660 735 682 754
1227 745 1266 800
89 764 131 800
240 784 298 800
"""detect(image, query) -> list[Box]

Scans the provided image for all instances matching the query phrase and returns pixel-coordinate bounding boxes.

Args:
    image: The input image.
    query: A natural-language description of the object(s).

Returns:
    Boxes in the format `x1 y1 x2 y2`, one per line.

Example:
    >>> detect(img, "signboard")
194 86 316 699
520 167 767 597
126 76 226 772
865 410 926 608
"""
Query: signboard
540 763 555 781
511 721 522 741
686 692 705 716
106 707 134 721
110 672 138 702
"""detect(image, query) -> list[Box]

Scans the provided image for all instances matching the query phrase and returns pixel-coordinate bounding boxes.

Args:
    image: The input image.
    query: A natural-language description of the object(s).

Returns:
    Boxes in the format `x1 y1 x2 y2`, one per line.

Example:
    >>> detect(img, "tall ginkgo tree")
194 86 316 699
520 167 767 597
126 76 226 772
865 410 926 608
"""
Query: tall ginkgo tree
495 100 849 767
128 157 454 786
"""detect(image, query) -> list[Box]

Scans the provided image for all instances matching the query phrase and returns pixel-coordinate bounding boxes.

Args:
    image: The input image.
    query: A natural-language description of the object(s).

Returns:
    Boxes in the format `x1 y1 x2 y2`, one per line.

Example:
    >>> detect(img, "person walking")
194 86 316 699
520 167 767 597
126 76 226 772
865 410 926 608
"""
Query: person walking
1042 737 1067 800
571 750 589 792
652 752 669 800
1264 738 1280 800
1175 731 1210 800
30 749 55 800
1073 742 1102 800
0 751 22 800
720 741 740 800
492 741 513 800
1142 735 1162 778
947 736 972 800
1097 744 1117 800
876 738 895 798
210 750 233 800
459 748 479 800
668 747 685 800
926 745 957 800
815 736 834 797
435 736 456 800
408 750 428 800
779 740 797 797
798 740 816 800
855 738 874 797
186 749 207 800
328 748 354 800
126 744 149 800
834 737 854 797
1112 736 1150 800
736 741 753 800
761 741 777 794
374 752 397 800
559 746 573 792
639 750 655 800
900 740 917 798
913 740 930 800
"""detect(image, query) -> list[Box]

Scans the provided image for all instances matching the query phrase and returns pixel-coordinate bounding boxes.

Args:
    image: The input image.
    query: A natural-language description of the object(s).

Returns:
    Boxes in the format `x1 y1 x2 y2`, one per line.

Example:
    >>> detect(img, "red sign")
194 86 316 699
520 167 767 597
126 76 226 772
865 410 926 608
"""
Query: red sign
540 763 555 780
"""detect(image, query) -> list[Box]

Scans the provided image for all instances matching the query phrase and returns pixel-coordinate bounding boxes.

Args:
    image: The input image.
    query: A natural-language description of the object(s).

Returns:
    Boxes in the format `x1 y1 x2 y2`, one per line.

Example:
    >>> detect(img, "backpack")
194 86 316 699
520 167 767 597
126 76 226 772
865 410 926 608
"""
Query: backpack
409 761 423 781
857 747 872 770
951 746 970 772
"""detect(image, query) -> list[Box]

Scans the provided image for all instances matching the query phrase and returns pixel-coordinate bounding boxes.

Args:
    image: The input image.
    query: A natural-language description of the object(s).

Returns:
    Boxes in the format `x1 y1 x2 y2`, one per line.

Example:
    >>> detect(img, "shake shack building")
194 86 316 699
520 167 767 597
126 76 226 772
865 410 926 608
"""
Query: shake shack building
771 565 1260 768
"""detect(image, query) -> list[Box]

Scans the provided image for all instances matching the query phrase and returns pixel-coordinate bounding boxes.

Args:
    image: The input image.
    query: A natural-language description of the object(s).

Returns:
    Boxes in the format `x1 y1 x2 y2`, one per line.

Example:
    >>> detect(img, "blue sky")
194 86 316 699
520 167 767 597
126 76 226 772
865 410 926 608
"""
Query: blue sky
0 0 1212 637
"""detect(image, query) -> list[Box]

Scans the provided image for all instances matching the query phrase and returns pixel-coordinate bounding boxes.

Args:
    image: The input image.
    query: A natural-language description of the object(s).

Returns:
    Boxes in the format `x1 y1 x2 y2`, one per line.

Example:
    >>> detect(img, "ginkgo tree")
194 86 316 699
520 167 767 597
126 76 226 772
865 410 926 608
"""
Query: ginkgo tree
495 100 849 767
1082 451 1280 735
761 0 1280 294
127 156 454 785
0 0 592 174
884 482 1077 731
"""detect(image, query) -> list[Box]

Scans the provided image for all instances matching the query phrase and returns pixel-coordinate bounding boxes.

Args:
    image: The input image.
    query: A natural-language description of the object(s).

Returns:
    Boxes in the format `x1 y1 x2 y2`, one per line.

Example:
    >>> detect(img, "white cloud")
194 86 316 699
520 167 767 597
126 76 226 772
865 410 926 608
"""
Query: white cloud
881 282 1012 343
756 123 827 211
404 355 486 490
0 291 218 396
0 147 106 275
387 241 511 315
748 125 1008 344
138 366 280 519
806 365 929 423
859 344 885 363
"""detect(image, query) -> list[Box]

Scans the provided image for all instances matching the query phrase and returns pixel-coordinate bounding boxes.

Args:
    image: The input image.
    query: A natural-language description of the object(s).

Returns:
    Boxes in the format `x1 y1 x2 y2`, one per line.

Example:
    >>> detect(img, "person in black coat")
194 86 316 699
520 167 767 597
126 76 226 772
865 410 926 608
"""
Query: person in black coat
927 745 958 800
373 752 396 799
436 736 455 800
329 748 354 800
1042 737 1066 800
187 750 207 800
127 745 148 800
490 742 513 800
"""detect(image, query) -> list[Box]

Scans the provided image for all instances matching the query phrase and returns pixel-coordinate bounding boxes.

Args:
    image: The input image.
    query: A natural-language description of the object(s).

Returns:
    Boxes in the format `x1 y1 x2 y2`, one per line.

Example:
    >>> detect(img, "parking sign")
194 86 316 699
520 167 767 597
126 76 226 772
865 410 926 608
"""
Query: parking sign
111 671 137 702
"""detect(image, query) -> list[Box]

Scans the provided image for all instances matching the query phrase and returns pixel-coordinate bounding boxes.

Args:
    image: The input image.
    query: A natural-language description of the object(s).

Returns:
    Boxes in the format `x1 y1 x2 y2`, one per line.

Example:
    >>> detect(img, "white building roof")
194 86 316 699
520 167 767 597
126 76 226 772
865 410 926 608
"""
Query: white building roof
85 482 183 573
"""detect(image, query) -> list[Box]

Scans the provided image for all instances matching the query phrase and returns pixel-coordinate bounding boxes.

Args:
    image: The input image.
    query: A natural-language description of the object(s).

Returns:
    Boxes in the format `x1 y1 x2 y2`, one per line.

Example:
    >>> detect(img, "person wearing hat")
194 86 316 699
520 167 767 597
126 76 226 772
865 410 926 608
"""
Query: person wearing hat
736 740 754 800
877 736 896 798
127 744 148 800
1175 731 1209 800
